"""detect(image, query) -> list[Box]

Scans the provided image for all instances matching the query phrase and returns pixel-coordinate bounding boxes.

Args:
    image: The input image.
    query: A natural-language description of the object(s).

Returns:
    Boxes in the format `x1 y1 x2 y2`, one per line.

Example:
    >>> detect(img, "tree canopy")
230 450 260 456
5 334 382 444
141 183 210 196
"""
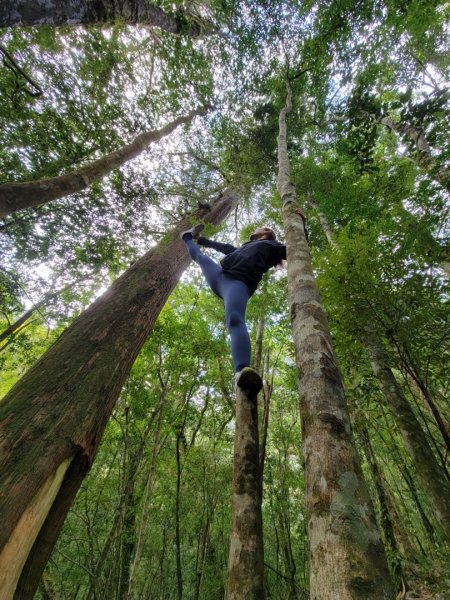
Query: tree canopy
1 1 449 598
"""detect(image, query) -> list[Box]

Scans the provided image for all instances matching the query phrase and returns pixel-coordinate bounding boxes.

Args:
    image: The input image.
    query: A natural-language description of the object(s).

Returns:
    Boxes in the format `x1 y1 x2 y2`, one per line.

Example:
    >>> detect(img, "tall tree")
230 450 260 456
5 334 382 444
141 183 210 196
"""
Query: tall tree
0 108 208 218
277 80 394 599
0 190 237 599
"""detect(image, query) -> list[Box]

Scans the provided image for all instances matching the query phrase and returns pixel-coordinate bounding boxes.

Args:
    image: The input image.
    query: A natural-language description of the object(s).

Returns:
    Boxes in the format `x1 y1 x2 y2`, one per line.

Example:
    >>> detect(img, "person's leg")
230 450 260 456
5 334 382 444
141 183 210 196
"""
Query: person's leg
220 277 251 372
183 237 222 294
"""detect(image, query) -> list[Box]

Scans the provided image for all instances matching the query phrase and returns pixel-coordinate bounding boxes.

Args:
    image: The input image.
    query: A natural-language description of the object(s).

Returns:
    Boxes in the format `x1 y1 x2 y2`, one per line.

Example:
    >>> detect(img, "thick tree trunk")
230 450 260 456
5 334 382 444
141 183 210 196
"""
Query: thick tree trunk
0 108 207 219
259 349 272 483
0 1 215 36
381 116 450 195
365 328 450 541
227 368 265 600
0 190 237 600
278 82 394 600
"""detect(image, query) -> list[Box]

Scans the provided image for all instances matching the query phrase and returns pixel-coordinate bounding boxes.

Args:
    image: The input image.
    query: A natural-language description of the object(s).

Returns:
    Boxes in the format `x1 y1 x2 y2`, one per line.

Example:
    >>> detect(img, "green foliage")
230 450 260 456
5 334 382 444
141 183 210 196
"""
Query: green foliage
1 1 449 597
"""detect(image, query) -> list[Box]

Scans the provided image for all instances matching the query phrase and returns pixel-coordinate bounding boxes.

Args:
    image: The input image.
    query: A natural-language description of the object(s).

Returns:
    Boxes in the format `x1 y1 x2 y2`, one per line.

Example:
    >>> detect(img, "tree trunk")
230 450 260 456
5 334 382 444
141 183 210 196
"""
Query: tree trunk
358 426 402 578
126 402 164 599
259 349 272 483
0 190 238 600
365 328 450 541
306 191 338 250
0 1 215 36
227 368 265 600
0 108 208 218
175 425 184 600
309 189 450 541
277 82 394 600
253 316 265 373
381 116 450 195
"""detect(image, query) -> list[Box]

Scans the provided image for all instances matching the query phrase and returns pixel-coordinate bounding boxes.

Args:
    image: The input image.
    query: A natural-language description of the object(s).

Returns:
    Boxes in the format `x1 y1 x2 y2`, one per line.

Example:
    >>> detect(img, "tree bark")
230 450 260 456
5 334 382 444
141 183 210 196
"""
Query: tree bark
0 108 208 219
278 82 394 600
365 328 450 541
0 1 216 36
0 189 238 600
227 368 265 600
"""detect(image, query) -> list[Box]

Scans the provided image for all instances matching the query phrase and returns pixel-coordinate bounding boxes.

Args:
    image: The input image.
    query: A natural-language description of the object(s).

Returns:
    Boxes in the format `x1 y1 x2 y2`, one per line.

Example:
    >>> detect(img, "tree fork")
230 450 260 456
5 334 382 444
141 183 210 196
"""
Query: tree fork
278 81 394 600
0 107 209 219
227 368 265 600
0 189 238 599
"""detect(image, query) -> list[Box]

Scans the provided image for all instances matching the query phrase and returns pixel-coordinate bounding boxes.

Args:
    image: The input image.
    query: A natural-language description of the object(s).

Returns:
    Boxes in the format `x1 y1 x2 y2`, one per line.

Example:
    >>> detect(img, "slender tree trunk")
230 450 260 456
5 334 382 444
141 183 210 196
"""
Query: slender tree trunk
0 108 208 218
392 342 450 456
365 328 450 541
227 369 265 600
253 316 265 373
175 426 184 600
84 399 162 600
310 190 450 541
259 349 272 482
0 1 215 36
0 190 237 600
126 403 165 599
380 116 450 195
306 191 338 250
193 498 216 600
278 81 394 600
358 427 402 577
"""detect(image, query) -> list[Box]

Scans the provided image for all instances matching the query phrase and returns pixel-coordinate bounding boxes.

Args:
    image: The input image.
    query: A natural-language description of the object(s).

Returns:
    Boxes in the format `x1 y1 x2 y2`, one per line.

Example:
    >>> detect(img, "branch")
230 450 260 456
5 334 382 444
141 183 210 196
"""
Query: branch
0 45 43 97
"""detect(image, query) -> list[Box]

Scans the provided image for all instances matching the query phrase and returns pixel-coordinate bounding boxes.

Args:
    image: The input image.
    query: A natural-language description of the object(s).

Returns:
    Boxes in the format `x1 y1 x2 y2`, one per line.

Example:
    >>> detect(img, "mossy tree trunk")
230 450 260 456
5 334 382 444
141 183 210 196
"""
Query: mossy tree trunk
0 108 207 219
277 81 394 600
0 190 238 600
0 0 215 36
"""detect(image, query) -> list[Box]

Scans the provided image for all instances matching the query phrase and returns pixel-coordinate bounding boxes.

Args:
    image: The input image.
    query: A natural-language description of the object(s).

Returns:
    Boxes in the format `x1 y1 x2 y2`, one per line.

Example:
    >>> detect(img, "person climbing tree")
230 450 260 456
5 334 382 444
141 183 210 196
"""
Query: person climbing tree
181 224 286 381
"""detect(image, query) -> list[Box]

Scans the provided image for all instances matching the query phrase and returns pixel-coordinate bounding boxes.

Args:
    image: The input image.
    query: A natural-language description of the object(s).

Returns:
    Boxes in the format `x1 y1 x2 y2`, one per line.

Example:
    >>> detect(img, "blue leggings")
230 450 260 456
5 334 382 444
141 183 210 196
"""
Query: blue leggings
184 238 251 372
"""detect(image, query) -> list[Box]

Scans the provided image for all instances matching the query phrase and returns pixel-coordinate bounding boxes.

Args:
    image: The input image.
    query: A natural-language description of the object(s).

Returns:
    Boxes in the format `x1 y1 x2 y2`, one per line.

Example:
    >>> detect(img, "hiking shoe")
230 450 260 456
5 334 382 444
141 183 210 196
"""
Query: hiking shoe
234 367 263 394
180 223 205 240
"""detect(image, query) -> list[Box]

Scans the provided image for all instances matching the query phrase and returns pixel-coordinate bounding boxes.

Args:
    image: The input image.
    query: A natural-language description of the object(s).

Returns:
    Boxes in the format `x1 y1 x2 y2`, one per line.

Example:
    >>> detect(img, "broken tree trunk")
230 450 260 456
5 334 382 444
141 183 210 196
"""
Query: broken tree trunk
0 190 238 600
0 107 208 219
227 368 265 600
0 1 216 36
277 81 394 600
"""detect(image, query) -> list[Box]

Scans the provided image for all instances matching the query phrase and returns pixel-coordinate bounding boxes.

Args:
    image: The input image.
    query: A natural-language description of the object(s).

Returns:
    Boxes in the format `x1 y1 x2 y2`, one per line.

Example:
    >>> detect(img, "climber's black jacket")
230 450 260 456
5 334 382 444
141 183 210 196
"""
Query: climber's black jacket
197 236 286 295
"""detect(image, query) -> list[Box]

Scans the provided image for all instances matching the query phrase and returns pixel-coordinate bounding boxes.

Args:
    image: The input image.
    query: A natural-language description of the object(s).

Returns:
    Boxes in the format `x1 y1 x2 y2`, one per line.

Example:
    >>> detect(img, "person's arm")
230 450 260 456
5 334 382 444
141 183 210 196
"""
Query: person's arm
197 236 236 255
